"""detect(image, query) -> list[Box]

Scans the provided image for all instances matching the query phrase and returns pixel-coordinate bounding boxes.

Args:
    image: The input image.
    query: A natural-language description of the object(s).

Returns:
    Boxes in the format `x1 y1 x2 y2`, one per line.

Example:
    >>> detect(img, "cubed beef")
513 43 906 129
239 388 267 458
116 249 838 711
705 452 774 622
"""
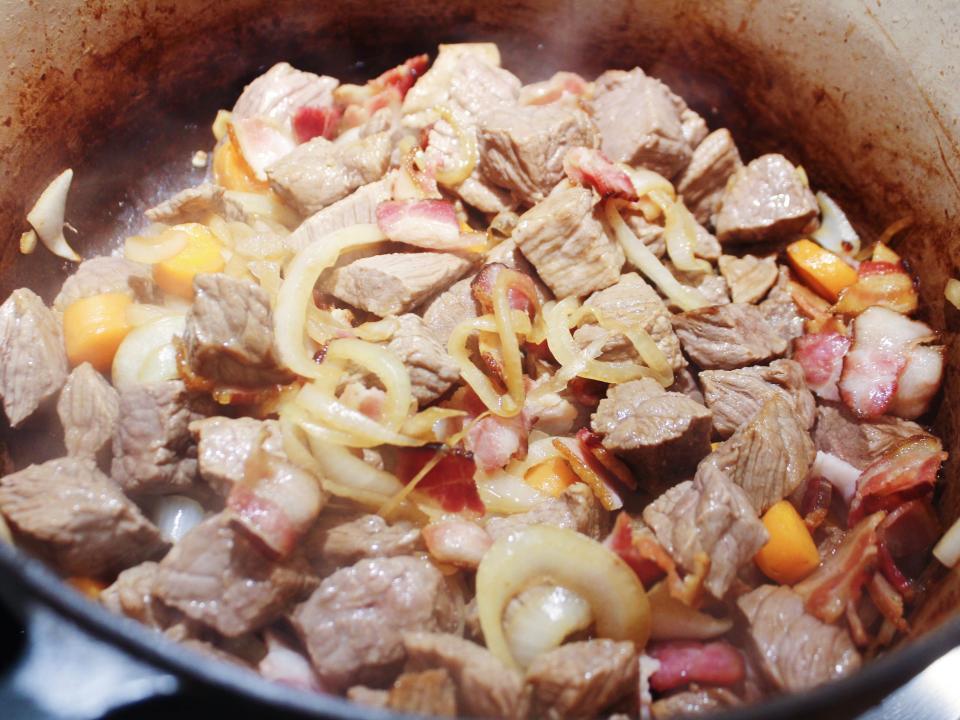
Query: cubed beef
478 104 599 206
184 273 291 387
573 272 685 371
0 289 68 427
323 251 474 317
672 303 788 370
302 511 421 577
53 256 159 312
267 132 391 216
383 314 459 406
154 514 315 637
759 266 805 343
700 359 815 438
717 254 778 304
145 183 224 224
651 688 741 719
232 62 338 126
0 457 165 577
190 416 280 497
512 184 624 298
676 128 744 225
387 669 457 717
715 154 819 244
100 561 177 629
813 403 929 470
402 632 526 720
292 555 463 691
346 686 389 708
111 381 210 496
699 395 815 513
737 585 861 691
525 639 638 720
591 378 713 481
643 463 768 599
420 276 478 348
484 483 607 541
57 362 120 458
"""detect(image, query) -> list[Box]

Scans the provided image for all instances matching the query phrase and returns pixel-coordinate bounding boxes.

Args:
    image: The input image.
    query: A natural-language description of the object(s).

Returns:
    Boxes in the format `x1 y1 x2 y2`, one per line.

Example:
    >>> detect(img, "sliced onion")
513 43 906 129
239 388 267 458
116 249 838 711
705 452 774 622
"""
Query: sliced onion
946 279 960 311
26 168 81 262
503 584 594 668
295 384 422 449
654 191 711 274
111 314 185 390
325 338 413 430
275 223 386 379
811 450 861 505
19 229 37 255
933 515 960 568
605 201 708 312
432 107 478 186
151 495 205 543
125 303 179 328
124 228 189 264
223 189 300 228
647 581 733 641
476 436 556 514
477 525 651 669
812 192 860 257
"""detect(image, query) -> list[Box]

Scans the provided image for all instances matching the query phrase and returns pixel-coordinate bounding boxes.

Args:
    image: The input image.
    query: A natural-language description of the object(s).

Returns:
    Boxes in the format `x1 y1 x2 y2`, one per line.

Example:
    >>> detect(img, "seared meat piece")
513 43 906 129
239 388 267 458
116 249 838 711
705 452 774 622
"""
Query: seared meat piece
0 289 68 427
478 104 599 205
813 403 929 470
154 514 314 637
591 378 713 481
284 175 393 253
111 381 210 496
0 457 165 577
590 68 705 177
525 639 638 720
700 359 815 438
183 274 291 387
346 686 389 708
717 254 778 304
759 266 805 343
57 362 120 458
387 669 457 717
322 251 474 317
672 303 788 370
421 276 477 347
651 688 741 719
145 183 224 224
100 561 176 629
682 272 731 307
738 585 861 691
676 128 744 225
484 483 607 540
715 154 819 244
573 272 685 371
512 184 624 298
383 314 459 406
267 132 391 216
232 62 338 125
302 512 421 577
700 395 815 513
292 555 462 691
403 632 526 720
643 463 768 599
191 416 281 497
53 256 158 311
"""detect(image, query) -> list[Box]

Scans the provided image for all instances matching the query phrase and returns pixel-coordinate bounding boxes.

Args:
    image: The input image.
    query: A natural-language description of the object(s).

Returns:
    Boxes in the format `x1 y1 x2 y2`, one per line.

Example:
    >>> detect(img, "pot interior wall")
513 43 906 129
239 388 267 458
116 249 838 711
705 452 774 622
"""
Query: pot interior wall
0 0 958 641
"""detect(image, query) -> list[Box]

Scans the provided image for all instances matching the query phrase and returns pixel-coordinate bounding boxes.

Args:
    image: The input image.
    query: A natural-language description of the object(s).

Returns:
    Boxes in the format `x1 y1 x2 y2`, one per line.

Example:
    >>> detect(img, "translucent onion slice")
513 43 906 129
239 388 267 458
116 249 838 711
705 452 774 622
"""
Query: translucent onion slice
275 223 386 378
503 584 594 668
325 338 413 430
296 384 422 449
476 525 651 669
477 436 557 514
150 495 205 543
934 515 960 568
576 305 674 387
124 229 189 264
652 190 711 274
647 581 733 641
605 201 708 312
111 314 185 390
26 168 81 262
223 189 300 228
492 270 527 410
624 167 675 205
19 229 37 255
126 303 178 328
812 191 860 257
945 278 960 311
433 106 478 186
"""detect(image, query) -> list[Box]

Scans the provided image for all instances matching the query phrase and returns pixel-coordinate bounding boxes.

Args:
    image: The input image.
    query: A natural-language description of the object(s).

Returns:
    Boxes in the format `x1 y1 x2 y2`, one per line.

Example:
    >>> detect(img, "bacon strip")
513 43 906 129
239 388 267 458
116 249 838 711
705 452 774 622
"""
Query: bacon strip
800 475 833 532
833 260 919 316
292 105 342 143
229 117 296 181
577 428 637 490
519 71 589 106
562 147 638 200
554 438 624 511
394 446 485 514
648 641 745 693
375 199 470 250
465 413 530 473
470 263 539 317
605 512 676 587
793 331 850 401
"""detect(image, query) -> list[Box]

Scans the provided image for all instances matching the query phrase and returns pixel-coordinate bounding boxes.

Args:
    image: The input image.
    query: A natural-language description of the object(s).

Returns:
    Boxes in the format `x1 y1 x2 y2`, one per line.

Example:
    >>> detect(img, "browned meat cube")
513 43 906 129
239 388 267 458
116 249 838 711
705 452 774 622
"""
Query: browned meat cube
402 632 526 720
717 254 779 304
715 154 819 244
643 463 768 599
322 251 474 317
183 273 291 388
420 276 477 347
484 483 606 541
268 132 391 216
0 457 165 577
651 688 741 719
292 555 462 691
676 128 744 225
478 104 599 205
383 314 459 406
813 403 929 470
759 266 805 343
53 257 159 311
525 639 638 720
737 585 861 691
232 62 338 125
154 514 315 637
0 289 68 427
700 359 816 438
145 183 224 224
387 669 457 717
57 362 120 458
100 561 176 629
512 184 624 299
592 378 713 481
700 395 815 513
302 511 421 577
672 303 788 370
190 416 280 497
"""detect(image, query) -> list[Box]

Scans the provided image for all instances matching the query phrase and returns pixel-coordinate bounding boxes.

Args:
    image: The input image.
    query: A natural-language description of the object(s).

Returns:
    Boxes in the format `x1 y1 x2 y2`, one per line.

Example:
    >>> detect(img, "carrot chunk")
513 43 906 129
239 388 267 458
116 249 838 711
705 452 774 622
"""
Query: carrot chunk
62 292 133 372
524 456 578 498
153 223 225 299
755 500 821 585
786 239 859 301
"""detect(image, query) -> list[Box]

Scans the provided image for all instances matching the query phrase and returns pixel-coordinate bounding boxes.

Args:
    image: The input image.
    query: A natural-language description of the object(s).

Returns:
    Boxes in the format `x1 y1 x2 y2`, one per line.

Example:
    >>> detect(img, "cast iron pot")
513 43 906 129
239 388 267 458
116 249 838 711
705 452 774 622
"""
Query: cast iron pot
0 1 959 718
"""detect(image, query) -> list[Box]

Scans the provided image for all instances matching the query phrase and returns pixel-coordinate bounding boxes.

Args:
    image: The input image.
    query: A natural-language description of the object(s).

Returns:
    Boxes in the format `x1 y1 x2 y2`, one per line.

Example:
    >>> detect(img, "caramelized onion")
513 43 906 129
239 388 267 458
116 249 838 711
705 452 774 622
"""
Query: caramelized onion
503 584 594 668
647 582 733 641
26 168 81 262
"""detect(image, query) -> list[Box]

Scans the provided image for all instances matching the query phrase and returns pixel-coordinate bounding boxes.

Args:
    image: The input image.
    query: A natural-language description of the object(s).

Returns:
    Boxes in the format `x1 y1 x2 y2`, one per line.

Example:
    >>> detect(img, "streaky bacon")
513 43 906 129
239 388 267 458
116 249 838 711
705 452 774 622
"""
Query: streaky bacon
605 512 676 587
422 518 492 569
800 475 833 532
465 412 531 473
867 572 909 632
375 54 429 98
794 331 850 401
562 147 638 200
568 377 607 408
229 117 297 181
519 71 589 106
470 263 539 317
375 199 470 250
876 499 940 601
848 435 946 526
554 438 624 511
794 511 885 624
833 259 919 316
394 446 485 515
877 541 914 600
888 345 944 419
647 641 745 693
577 428 637 490
292 105 342 143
